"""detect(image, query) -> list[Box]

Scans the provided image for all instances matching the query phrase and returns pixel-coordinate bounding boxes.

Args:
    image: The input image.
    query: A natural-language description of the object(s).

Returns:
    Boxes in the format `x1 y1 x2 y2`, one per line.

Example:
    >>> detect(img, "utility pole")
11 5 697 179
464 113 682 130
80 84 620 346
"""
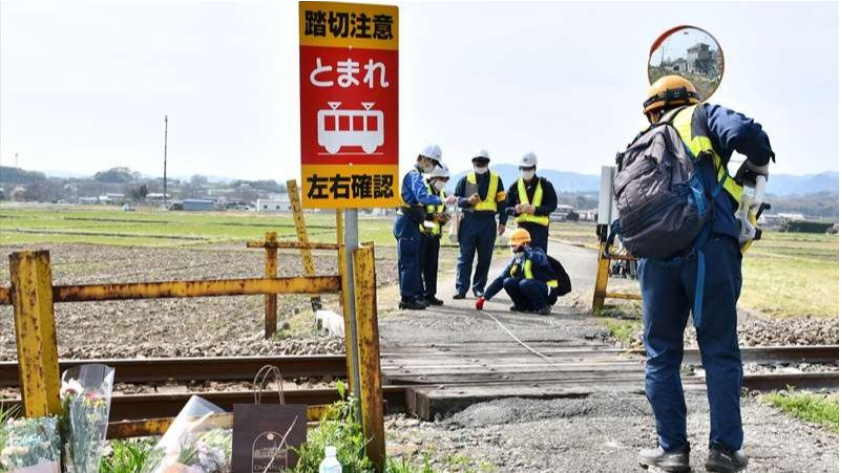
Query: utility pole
163 115 168 209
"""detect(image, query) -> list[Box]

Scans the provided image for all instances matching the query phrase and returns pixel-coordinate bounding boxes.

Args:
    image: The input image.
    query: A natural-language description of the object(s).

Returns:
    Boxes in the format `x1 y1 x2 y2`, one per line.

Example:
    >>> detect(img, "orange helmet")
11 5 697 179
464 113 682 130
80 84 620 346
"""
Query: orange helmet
643 75 700 114
508 228 532 246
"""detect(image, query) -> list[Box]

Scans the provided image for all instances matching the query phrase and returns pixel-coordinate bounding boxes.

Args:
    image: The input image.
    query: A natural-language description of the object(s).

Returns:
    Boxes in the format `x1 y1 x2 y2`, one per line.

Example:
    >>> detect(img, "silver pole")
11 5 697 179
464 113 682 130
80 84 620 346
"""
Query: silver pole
344 208 362 401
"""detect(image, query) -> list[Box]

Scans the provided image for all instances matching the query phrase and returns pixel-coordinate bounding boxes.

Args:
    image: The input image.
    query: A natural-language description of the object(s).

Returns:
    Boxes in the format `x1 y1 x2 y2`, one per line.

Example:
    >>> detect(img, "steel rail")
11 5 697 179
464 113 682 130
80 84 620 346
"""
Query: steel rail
0 355 348 387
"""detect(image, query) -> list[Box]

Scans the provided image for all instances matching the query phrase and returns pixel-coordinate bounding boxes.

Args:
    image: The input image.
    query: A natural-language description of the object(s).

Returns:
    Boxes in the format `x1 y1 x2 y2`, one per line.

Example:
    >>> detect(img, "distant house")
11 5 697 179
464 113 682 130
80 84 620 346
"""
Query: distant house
687 43 716 76
778 213 806 222
256 195 290 212
79 196 99 205
97 193 125 205
182 199 215 211
147 193 172 202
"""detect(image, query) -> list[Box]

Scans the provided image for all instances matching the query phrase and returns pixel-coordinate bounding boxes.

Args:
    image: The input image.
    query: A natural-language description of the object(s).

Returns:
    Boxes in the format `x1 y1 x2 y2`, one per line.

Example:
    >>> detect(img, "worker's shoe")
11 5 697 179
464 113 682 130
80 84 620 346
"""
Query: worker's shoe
510 305 526 312
424 296 444 306
399 299 427 310
705 445 748 473
536 306 552 316
452 293 466 300
638 444 691 472
472 289 484 298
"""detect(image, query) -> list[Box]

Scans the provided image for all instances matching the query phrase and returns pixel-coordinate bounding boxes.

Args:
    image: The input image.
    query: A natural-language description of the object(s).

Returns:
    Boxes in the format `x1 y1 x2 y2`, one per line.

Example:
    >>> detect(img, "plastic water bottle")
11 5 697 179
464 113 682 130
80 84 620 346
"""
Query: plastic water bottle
319 446 342 473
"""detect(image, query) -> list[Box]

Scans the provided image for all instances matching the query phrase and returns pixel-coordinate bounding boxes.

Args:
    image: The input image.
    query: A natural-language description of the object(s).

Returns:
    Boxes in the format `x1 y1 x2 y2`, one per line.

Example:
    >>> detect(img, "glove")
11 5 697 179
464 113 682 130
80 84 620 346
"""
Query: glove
475 297 485 310
736 161 769 187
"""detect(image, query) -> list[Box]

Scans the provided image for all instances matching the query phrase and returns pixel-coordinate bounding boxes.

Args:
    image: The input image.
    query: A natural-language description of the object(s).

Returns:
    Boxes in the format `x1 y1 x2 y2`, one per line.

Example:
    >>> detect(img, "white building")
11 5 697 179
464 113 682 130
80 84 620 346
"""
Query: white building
256 196 290 212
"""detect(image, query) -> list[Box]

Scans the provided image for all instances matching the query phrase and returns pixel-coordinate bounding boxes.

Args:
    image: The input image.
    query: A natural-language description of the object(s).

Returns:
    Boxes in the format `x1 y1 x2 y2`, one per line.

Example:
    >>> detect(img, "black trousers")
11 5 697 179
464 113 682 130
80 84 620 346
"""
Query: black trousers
419 233 441 299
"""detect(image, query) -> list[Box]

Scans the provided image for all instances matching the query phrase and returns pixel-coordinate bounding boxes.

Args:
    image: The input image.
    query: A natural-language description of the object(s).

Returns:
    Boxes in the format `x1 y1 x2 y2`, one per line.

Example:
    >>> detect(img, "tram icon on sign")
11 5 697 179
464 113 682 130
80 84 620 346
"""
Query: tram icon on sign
317 102 384 154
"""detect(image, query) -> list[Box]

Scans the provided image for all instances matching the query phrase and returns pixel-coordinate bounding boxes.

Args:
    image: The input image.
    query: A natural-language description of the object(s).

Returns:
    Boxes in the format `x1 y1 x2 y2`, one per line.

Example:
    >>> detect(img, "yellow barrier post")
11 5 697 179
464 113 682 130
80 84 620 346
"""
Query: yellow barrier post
592 242 610 314
264 232 278 338
286 179 322 311
352 245 385 471
9 251 61 416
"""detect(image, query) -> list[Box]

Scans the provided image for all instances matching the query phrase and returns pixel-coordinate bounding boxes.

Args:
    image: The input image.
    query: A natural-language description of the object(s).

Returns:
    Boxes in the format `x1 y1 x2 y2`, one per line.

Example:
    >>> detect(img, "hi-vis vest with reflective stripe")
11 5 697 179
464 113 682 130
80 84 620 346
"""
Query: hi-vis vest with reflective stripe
465 172 504 212
516 178 550 226
420 183 446 236
672 105 743 204
509 256 559 289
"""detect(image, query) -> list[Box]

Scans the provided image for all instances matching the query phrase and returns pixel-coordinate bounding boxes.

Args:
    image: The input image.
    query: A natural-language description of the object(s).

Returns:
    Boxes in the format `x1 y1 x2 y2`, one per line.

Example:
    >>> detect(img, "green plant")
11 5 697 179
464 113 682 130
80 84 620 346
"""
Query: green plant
294 381 375 473
99 439 155 473
386 455 436 473
764 389 839 432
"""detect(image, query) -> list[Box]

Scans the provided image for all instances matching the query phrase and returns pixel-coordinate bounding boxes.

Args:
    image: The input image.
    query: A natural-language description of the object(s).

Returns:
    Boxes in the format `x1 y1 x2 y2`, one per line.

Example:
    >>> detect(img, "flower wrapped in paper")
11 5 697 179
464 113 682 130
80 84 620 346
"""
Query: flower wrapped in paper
59 364 115 473
0 415 61 473
141 396 233 473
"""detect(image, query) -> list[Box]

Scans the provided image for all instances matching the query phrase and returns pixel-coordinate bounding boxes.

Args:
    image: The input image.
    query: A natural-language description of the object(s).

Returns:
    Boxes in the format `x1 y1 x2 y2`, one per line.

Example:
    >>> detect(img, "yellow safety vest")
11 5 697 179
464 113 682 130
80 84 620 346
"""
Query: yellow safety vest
420 183 446 236
515 178 550 226
510 257 559 289
672 105 743 204
465 172 504 212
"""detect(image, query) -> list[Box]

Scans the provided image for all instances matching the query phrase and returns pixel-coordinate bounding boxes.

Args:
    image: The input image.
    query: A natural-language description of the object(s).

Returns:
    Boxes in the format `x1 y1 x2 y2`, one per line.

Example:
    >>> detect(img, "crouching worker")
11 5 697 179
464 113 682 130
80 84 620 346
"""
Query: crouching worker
475 228 561 316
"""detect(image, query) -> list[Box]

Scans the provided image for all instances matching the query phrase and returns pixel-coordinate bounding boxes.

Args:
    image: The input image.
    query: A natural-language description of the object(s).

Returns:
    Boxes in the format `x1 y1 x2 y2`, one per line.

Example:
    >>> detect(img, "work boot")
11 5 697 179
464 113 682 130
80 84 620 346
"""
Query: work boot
452 293 466 300
638 444 691 473
424 296 444 306
536 306 552 316
472 289 484 298
705 445 748 473
398 299 426 310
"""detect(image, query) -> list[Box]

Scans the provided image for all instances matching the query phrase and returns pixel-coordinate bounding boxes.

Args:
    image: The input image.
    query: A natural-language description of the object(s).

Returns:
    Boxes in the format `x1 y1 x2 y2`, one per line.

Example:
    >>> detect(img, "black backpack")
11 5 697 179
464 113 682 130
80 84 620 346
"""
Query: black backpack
609 107 719 259
547 255 572 297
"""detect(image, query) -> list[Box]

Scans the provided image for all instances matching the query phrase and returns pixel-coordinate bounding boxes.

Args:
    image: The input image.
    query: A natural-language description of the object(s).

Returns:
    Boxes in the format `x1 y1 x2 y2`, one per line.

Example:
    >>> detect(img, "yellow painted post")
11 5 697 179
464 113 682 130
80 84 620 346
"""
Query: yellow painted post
592 242 611 315
286 179 321 310
352 245 385 471
264 232 278 338
9 251 61 417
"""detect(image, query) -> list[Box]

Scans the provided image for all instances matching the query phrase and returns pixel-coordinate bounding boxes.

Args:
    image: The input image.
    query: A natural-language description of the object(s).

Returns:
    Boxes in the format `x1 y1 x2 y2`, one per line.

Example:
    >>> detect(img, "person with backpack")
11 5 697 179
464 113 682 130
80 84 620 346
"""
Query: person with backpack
474 228 568 315
395 145 459 311
613 76 774 473
505 152 558 252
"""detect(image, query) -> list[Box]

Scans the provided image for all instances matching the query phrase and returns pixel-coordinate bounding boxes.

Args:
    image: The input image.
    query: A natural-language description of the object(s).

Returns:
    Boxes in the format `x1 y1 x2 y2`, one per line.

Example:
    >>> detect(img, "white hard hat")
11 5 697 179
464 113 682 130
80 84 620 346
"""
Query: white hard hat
519 152 538 168
424 163 450 180
472 149 490 161
420 144 443 163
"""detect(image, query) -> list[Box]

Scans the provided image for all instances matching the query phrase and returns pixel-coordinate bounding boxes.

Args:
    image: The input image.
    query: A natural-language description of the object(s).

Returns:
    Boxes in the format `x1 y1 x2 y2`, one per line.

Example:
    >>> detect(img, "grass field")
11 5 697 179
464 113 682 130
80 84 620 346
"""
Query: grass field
741 231 838 318
549 220 839 319
0 205 397 247
1 206 837 318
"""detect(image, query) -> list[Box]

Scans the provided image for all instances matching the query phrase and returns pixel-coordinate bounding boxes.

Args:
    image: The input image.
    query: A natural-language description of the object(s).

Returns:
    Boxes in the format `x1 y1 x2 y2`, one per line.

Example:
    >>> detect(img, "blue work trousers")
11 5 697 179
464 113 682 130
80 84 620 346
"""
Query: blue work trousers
456 214 497 296
503 277 557 310
638 236 743 453
394 214 422 300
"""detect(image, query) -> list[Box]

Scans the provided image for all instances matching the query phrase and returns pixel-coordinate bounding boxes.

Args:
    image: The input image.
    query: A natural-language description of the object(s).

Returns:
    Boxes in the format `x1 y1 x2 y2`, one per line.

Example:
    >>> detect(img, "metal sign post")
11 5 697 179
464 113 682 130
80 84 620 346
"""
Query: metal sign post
343 209 362 401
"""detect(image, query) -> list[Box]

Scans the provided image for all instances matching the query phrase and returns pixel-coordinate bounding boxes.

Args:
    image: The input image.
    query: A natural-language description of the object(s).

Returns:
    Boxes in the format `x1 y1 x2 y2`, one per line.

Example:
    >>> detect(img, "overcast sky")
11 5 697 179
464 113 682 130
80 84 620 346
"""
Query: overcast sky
1 1 838 181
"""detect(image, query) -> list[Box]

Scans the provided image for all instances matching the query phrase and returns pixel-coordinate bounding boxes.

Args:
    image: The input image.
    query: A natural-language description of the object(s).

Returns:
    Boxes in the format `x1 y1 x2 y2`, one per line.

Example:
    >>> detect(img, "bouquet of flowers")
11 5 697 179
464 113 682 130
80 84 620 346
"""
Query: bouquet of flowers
0 414 61 473
59 364 115 473
141 396 232 473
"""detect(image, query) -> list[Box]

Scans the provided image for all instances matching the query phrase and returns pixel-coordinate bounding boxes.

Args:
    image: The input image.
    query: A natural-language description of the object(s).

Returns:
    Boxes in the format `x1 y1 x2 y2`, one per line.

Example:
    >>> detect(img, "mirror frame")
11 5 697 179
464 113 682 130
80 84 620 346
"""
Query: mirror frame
648 25 725 102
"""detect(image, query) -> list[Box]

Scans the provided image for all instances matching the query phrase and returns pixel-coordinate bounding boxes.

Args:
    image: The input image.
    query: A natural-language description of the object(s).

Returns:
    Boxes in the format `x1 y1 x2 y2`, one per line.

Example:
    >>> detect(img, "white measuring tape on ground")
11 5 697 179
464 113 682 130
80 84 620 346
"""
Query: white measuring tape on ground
479 308 654 420
479 309 568 370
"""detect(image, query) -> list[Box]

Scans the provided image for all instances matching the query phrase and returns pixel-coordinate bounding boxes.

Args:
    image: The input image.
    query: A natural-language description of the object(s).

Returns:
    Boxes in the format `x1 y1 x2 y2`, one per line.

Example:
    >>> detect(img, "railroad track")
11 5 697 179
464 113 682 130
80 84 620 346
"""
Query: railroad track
381 343 839 419
0 355 348 387
0 346 835 427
